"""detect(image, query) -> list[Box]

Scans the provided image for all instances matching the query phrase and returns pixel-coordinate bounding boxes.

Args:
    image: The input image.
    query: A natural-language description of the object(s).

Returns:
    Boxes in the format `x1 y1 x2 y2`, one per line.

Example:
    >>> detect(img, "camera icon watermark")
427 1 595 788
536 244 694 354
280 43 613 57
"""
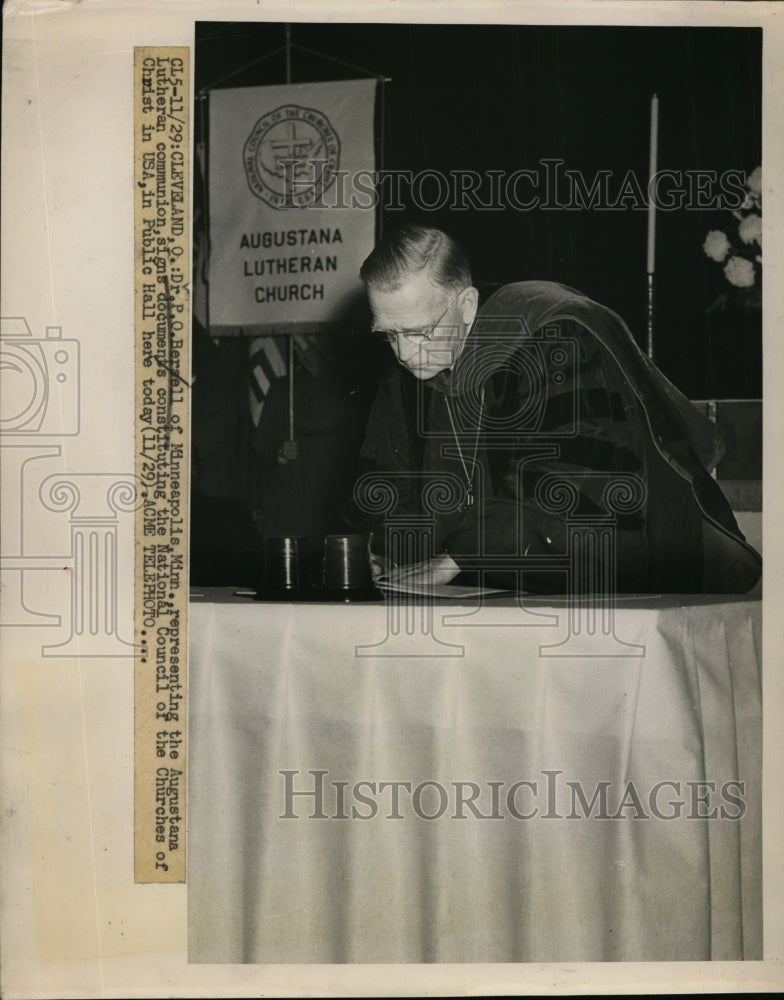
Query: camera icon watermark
417 318 579 442
0 317 80 435
0 316 135 657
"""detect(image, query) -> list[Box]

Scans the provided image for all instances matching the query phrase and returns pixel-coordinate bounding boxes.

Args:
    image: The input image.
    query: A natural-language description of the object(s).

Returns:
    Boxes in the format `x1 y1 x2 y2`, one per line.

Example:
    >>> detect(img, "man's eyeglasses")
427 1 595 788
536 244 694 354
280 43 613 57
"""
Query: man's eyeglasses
371 295 459 345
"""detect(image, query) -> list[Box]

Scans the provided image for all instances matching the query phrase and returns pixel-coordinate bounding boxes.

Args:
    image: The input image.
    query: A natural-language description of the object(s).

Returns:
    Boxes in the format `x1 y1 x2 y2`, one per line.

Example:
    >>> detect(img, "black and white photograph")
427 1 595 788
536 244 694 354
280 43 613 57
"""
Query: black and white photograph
1 2 782 997
188 18 764 964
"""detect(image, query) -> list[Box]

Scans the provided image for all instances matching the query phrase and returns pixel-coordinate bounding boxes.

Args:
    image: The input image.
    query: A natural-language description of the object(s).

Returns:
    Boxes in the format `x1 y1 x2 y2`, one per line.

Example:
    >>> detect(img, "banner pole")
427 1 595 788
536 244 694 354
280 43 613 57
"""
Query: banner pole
285 23 295 446
646 93 658 361
377 78 385 241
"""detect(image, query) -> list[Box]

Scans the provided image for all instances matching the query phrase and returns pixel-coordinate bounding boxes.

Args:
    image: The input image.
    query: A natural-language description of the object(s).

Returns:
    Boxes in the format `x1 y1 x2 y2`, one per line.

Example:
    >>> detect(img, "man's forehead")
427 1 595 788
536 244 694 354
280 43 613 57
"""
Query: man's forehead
368 274 446 323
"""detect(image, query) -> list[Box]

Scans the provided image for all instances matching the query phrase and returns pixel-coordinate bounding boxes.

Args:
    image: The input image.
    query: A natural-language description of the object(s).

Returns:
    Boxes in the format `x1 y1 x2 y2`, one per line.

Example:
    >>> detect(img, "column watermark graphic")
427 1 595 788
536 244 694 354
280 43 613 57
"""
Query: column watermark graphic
354 471 467 658
38 474 138 657
0 316 137 657
354 316 649 659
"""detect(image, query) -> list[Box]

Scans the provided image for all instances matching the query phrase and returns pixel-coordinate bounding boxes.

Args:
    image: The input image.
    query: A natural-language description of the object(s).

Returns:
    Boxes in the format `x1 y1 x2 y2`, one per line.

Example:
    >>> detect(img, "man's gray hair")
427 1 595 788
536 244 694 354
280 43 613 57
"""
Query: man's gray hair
360 224 472 293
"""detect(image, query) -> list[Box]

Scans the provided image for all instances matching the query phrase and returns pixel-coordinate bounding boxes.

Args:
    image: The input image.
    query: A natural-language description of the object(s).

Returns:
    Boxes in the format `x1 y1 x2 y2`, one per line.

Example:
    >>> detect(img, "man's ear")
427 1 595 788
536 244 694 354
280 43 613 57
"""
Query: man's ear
459 286 480 327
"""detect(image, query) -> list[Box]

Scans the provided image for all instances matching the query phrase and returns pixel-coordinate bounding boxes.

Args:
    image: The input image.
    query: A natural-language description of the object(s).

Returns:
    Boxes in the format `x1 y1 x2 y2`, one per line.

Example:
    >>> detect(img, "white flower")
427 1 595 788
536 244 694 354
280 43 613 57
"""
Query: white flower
742 167 762 209
738 213 762 246
703 230 730 262
741 191 761 211
724 255 756 288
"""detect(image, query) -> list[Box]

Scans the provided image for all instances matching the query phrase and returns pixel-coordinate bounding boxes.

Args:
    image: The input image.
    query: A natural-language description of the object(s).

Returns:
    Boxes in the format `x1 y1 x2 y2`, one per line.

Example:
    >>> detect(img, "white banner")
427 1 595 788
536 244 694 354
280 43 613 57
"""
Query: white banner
207 78 377 333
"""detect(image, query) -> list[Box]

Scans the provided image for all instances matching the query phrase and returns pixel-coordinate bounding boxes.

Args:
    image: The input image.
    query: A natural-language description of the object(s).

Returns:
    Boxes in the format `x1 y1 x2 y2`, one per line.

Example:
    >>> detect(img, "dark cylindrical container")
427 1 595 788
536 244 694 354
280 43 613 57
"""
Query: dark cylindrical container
322 534 373 593
264 536 305 591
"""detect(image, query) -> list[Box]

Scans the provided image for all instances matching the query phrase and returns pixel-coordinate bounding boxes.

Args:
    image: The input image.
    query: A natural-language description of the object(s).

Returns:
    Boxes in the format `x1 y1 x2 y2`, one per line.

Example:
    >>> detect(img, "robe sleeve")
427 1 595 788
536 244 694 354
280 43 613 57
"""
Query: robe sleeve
352 369 422 552
442 322 651 589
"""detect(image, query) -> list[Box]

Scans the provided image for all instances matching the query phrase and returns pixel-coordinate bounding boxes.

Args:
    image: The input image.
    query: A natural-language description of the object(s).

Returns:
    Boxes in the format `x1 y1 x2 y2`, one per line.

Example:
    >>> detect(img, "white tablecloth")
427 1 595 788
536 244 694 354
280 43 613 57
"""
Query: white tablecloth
187 592 761 963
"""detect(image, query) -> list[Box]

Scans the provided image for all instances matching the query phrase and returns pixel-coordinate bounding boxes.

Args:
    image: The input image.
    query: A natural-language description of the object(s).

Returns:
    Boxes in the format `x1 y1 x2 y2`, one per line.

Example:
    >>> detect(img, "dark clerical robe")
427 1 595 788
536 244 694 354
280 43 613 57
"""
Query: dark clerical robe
359 281 761 594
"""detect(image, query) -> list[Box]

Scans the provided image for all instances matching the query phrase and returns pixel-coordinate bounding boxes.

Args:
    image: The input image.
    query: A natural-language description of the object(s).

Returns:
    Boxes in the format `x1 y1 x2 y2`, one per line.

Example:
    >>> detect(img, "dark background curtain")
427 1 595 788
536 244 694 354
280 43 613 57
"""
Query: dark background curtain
193 22 762 512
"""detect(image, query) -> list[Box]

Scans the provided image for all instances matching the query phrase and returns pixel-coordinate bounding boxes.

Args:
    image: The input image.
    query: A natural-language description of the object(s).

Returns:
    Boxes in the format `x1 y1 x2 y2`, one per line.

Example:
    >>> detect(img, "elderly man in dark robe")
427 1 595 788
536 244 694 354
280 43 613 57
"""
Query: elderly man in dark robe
356 224 760 595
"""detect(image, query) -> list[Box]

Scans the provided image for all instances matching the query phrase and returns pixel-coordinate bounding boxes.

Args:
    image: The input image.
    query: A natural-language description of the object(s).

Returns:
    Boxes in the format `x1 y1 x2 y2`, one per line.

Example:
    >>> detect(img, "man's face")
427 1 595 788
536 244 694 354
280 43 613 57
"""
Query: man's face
367 271 477 380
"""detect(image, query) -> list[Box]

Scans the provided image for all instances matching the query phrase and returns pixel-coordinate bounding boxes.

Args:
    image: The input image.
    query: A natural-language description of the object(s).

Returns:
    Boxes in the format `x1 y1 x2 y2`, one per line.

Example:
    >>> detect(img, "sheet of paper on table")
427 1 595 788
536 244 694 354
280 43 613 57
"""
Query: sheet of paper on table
375 576 511 598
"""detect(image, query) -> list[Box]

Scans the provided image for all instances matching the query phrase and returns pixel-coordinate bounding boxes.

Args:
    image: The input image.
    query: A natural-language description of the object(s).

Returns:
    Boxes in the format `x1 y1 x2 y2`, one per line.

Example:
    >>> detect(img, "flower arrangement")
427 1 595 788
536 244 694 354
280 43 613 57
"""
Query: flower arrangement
703 166 762 312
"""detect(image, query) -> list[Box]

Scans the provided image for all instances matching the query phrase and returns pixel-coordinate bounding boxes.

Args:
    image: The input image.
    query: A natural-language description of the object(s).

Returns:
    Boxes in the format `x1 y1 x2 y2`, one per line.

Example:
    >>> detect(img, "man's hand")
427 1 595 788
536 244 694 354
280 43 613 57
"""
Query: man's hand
277 440 298 464
369 552 391 582
384 552 461 588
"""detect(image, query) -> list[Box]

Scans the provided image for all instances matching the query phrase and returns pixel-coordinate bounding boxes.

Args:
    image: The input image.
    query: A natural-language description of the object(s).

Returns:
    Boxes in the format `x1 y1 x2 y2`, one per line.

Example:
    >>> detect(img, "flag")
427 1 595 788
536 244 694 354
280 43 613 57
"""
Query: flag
247 332 334 426
248 335 287 427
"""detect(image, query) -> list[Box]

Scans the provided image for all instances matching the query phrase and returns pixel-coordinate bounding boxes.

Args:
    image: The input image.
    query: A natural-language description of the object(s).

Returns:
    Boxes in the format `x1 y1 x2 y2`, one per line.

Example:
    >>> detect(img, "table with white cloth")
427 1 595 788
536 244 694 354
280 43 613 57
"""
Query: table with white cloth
187 590 761 964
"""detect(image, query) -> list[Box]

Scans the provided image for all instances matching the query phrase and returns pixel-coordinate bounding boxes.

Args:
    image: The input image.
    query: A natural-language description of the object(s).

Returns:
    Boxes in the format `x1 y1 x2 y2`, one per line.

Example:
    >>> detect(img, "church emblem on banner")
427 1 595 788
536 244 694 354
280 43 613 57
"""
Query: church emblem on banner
243 104 341 209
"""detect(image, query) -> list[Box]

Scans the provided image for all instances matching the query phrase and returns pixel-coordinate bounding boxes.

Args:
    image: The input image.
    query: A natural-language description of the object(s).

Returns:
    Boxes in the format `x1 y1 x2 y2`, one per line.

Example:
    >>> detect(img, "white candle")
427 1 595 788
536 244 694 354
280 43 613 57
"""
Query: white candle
647 93 659 275
288 337 295 440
